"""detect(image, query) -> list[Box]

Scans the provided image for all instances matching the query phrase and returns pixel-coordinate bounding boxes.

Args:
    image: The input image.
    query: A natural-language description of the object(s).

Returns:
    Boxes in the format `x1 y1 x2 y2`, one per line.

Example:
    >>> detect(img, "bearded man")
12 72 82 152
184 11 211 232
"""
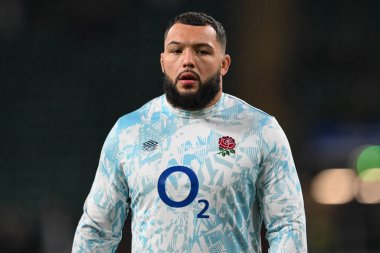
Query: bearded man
72 12 307 253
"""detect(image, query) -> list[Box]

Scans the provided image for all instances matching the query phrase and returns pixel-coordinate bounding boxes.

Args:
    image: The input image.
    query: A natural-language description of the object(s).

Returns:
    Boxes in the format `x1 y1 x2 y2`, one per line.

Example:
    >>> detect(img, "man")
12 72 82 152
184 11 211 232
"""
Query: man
72 12 307 252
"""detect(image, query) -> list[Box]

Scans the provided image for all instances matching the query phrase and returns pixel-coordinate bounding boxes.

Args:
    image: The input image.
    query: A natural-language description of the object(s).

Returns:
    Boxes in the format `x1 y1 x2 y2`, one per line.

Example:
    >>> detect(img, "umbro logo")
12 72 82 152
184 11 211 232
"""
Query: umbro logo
142 140 158 151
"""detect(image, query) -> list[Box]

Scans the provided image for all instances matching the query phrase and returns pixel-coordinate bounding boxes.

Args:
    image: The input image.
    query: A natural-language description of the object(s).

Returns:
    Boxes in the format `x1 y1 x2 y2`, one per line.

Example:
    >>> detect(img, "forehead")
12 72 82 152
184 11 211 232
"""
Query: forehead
165 23 219 47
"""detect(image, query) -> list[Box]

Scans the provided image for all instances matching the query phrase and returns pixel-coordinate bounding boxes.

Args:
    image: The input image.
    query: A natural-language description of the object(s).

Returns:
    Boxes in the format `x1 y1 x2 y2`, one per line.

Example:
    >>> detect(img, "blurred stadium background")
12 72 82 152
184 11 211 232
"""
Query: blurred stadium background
0 0 379 252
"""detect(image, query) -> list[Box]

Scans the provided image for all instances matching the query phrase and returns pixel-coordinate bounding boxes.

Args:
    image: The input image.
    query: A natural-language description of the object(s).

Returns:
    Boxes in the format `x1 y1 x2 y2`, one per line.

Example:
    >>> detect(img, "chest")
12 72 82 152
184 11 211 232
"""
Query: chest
120 119 262 206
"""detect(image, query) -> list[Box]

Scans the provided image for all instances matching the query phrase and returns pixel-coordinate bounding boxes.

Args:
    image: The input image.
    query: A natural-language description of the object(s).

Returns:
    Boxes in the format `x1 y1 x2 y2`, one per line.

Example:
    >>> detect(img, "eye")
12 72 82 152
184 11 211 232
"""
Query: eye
170 49 182 54
196 50 210 55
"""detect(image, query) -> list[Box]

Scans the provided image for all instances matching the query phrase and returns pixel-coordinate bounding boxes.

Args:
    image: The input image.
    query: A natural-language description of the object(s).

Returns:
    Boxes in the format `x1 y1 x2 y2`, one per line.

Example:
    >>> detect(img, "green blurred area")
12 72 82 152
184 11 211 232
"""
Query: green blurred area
357 146 380 181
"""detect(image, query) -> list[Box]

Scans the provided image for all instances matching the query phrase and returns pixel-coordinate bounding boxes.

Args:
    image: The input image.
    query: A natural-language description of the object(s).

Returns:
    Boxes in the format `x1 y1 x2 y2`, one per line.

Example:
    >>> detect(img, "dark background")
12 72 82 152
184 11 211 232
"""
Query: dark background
1 0 379 252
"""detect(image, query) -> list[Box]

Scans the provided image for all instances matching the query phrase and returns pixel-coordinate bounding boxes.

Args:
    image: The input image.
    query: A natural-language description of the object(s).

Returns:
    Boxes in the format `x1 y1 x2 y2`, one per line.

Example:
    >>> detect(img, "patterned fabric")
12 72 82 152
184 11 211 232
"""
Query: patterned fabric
72 93 307 253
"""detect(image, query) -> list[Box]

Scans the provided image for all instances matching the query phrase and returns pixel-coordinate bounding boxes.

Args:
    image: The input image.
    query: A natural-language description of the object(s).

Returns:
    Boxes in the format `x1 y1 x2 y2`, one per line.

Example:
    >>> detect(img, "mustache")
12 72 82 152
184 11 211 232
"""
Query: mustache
175 70 200 83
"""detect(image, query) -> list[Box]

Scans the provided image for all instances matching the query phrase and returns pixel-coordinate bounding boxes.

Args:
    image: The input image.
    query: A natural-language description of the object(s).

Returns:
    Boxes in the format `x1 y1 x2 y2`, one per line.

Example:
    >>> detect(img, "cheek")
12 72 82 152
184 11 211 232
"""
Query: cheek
164 58 181 72
162 62 176 76
199 63 220 78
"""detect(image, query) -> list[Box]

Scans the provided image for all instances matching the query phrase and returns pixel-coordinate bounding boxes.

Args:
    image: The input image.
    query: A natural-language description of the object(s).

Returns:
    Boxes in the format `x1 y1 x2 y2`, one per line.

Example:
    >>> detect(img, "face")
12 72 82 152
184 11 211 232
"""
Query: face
160 23 231 110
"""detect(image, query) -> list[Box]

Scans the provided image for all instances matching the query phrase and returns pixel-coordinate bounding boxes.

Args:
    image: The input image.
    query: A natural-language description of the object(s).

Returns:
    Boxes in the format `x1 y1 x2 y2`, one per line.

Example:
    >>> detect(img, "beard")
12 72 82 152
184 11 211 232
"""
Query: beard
163 70 221 111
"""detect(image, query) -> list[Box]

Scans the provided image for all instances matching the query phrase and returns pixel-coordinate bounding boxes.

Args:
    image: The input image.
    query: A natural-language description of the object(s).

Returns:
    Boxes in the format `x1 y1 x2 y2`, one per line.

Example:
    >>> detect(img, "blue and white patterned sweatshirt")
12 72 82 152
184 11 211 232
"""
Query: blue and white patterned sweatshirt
72 93 307 253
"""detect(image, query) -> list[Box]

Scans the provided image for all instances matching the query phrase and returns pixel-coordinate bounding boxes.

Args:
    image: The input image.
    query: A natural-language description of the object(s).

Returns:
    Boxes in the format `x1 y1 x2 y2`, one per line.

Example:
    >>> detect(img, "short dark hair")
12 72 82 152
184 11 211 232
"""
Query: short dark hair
164 12 227 51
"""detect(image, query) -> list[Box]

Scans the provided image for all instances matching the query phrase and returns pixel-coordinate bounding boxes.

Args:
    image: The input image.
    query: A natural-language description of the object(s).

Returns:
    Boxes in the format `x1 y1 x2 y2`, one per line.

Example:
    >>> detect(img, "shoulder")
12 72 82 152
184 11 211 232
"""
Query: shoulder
223 93 288 145
103 95 164 147
222 93 276 129
116 95 165 129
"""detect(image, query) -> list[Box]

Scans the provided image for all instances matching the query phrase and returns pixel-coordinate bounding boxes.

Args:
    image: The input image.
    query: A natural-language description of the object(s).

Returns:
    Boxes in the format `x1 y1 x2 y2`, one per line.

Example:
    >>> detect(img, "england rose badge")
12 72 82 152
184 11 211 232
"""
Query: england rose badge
218 136 236 156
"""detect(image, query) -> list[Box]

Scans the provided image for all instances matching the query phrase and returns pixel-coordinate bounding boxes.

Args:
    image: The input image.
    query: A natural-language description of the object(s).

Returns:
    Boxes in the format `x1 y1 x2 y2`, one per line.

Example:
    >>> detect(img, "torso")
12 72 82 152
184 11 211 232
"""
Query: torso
117 93 273 252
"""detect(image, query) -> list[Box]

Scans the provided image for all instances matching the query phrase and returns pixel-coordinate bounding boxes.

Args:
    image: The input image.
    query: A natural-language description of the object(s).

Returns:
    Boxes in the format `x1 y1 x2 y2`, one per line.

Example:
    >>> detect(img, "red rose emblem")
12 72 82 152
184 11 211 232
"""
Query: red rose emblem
218 136 236 156
219 136 236 149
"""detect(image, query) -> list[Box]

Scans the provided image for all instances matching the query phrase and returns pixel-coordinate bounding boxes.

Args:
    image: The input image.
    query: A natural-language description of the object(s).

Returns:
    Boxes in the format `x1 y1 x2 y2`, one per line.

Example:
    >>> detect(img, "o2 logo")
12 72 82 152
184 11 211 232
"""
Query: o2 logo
157 166 209 218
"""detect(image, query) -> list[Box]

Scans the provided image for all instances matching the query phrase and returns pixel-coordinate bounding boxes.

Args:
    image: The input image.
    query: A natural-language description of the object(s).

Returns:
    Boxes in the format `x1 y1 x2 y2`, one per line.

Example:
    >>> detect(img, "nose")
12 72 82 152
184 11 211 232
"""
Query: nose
182 49 195 68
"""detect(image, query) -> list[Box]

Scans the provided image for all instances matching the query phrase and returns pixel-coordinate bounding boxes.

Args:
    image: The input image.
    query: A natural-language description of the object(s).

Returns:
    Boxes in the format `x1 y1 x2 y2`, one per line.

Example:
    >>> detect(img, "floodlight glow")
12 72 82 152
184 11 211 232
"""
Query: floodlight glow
355 177 380 204
311 169 356 205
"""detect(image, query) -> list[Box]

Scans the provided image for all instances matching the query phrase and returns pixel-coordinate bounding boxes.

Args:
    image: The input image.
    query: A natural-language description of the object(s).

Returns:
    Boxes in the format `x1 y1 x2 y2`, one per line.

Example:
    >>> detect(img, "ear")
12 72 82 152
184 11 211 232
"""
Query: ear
160 53 165 73
220 54 231 76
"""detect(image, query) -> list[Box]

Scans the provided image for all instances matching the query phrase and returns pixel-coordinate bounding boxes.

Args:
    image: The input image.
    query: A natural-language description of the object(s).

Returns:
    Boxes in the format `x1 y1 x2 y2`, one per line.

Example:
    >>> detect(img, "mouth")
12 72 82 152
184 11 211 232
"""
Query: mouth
177 72 199 87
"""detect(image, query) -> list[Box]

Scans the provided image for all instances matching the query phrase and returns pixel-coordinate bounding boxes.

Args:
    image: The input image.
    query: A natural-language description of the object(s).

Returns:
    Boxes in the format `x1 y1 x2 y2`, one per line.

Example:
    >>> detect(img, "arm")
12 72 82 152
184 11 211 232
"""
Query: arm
72 121 130 253
257 118 307 253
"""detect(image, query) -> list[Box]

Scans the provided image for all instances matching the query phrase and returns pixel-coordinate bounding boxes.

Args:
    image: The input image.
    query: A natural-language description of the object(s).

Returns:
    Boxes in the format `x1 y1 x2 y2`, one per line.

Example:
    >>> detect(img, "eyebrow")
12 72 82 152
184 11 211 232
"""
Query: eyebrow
166 41 214 49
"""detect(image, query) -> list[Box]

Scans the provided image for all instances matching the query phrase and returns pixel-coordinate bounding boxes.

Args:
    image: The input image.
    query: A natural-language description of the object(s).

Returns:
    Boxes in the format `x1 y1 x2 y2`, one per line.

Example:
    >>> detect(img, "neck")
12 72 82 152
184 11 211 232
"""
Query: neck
202 88 222 110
